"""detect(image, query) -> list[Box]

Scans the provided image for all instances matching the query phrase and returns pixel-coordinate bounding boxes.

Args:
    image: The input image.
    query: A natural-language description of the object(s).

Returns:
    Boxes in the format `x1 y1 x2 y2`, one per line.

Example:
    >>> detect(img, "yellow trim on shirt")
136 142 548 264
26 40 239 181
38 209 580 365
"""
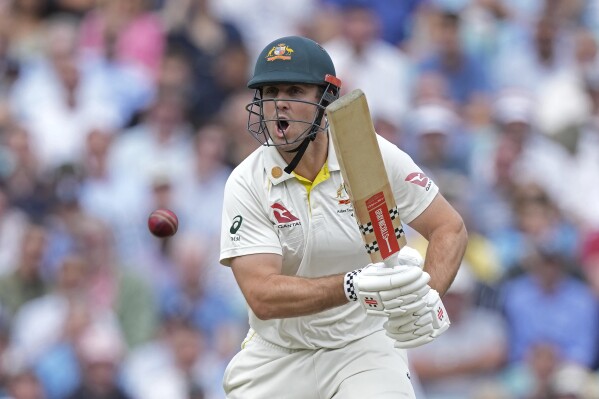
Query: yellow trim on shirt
293 162 330 200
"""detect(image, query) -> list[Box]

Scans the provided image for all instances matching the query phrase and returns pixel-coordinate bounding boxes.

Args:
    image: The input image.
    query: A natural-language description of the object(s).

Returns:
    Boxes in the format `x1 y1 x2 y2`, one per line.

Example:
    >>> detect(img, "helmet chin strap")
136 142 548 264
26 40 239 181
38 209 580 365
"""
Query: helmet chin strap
283 134 316 174
283 107 325 175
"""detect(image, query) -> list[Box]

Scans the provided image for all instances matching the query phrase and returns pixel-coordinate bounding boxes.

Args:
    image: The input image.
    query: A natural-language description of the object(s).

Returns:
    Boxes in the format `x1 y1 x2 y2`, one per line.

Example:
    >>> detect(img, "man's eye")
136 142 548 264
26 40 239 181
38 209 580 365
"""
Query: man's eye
263 88 277 97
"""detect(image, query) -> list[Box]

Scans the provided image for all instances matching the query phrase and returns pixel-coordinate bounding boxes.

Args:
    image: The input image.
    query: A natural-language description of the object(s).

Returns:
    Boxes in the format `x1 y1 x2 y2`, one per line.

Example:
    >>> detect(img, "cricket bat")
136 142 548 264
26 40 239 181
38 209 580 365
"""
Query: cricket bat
326 89 406 267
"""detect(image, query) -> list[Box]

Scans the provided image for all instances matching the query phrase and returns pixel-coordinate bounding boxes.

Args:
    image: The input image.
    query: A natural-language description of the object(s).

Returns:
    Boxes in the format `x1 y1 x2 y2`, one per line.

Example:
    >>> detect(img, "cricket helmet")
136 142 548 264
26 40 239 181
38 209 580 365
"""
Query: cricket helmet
248 36 340 89
245 37 342 174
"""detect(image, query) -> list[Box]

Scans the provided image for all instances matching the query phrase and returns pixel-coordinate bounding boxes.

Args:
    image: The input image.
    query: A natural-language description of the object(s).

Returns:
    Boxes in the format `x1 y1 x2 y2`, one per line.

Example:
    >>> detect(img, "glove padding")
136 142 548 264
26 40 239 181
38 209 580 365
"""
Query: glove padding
352 247 430 316
384 288 450 349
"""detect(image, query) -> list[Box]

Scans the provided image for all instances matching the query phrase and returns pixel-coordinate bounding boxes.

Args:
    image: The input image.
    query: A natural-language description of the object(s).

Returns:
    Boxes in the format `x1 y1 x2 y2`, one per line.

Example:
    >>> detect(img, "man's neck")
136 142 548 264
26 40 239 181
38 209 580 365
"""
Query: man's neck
283 134 328 181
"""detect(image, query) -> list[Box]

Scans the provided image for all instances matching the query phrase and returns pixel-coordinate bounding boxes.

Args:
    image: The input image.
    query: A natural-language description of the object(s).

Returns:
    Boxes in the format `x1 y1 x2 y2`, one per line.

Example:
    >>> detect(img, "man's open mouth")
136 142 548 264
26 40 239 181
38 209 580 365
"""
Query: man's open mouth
276 120 290 136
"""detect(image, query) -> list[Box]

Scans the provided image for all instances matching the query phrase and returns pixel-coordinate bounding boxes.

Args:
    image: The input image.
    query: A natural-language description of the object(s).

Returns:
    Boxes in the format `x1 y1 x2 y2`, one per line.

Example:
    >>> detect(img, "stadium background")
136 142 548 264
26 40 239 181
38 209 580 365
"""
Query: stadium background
0 0 598 398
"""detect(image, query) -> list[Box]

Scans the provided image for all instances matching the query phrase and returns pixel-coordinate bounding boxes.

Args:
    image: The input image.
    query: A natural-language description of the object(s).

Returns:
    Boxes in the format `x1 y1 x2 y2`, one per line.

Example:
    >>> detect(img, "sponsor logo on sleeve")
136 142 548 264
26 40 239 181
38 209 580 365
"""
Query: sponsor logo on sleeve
229 215 243 241
405 172 432 191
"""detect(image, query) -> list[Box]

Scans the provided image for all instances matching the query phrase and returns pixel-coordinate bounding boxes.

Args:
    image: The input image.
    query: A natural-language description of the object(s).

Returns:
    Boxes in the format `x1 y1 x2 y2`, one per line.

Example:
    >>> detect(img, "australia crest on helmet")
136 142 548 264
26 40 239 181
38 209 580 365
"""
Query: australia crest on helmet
266 43 294 61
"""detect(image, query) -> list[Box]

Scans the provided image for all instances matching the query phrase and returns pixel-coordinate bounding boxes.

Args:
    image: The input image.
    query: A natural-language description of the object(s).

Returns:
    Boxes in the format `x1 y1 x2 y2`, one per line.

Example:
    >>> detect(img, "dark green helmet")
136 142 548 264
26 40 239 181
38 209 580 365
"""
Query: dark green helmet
248 36 340 89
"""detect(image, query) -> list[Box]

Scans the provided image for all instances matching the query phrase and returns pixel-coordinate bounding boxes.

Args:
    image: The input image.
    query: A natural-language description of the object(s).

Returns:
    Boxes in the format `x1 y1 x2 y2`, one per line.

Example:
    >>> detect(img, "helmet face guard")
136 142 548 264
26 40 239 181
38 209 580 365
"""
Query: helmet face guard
244 36 341 173
246 75 341 147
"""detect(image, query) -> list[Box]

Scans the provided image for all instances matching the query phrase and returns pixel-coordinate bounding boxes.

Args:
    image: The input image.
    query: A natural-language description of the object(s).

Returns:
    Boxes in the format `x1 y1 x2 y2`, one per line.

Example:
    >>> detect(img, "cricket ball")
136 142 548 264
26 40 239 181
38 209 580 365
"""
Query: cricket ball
148 208 178 238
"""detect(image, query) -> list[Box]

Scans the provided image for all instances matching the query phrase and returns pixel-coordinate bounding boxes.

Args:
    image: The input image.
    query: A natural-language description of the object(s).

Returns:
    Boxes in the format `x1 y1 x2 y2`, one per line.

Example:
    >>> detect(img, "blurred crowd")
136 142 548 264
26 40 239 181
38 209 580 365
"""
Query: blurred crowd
0 0 597 398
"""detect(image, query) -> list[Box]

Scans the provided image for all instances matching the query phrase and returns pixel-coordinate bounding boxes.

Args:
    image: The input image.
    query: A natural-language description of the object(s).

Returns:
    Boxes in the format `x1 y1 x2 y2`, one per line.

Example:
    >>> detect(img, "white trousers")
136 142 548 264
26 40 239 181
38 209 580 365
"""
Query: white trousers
223 329 416 399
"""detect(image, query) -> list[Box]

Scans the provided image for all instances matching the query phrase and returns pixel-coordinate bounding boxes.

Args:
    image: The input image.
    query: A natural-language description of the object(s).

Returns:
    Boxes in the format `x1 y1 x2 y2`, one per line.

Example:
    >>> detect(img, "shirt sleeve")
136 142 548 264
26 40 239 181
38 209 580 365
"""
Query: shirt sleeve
220 169 282 266
378 136 439 224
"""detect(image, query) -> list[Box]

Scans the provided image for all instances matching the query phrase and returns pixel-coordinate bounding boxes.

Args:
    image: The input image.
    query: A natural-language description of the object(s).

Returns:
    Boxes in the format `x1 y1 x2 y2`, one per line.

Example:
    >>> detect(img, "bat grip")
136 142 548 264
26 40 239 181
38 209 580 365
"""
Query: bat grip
383 252 399 268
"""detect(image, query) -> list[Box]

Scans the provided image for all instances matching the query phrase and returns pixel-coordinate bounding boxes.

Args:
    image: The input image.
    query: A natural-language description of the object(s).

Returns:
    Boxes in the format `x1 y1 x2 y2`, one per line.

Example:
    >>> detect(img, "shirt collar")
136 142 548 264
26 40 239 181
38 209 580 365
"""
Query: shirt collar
263 131 341 185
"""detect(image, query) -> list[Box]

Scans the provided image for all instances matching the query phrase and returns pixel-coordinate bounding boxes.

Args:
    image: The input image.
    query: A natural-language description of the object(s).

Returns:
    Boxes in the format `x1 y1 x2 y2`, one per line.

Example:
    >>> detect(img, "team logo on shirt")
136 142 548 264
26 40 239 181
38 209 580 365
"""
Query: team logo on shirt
271 203 301 228
266 44 294 61
336 183 351 205
336 183 353 215
405 172 432 190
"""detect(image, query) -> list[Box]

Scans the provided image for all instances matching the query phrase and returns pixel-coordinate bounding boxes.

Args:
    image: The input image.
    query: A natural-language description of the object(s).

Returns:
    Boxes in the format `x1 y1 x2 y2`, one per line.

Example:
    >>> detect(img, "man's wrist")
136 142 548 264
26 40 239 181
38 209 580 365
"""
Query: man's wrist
344 269 362 301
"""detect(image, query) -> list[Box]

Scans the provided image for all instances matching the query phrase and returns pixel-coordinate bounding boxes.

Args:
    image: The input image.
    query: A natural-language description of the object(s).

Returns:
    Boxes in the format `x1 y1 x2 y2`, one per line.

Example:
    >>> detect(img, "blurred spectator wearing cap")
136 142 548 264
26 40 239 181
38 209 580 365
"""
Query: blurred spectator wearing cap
323 0 412 127
499 241 599 369
407 101 470 179
409 264 509 399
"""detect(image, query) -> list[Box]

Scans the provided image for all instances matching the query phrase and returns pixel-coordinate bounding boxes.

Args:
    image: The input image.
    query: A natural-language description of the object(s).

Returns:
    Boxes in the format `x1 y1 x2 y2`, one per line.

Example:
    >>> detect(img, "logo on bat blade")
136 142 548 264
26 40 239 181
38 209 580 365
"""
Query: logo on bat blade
271 203 299 223
405 172 430 188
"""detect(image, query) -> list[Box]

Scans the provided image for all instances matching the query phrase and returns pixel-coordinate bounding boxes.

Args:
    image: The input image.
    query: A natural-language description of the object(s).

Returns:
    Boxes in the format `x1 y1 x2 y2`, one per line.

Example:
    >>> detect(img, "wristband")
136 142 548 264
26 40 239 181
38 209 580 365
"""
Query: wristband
344 269 362 301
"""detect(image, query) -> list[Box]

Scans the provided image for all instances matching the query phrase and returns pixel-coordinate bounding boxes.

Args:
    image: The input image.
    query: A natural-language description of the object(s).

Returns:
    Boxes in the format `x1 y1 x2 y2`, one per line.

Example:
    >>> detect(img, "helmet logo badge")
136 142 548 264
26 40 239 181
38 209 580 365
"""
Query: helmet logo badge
266 44 294 61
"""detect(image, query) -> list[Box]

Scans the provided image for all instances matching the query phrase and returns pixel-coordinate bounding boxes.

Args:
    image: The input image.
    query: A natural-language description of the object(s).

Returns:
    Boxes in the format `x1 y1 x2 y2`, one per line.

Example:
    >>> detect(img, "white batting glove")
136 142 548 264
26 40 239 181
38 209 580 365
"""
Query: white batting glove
344 247 430 316
384 288 450 349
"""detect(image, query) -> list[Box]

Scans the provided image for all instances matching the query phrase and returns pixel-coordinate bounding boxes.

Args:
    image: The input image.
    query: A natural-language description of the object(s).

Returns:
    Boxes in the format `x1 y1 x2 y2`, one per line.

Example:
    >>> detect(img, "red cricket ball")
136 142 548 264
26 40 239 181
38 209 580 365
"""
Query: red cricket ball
148 208 179 238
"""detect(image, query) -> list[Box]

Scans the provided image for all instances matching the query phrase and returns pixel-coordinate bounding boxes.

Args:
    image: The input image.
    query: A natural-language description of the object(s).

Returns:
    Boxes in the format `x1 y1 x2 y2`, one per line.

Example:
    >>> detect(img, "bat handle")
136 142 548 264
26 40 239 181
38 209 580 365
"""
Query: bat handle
383 252 399 268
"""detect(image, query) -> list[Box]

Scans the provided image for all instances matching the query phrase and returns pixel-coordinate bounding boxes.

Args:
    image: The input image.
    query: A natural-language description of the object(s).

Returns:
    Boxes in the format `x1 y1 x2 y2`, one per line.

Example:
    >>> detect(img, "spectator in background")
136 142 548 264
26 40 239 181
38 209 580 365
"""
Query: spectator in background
322 0 423 47
66 323 130 399
218 90 259 167
491 182 579 274
78 0 165 80
76 219 157 348
104 88 194 262
324 1 412 126
491 9 572 94
0 223 48 316
157 232 245 346
174 123 232 240
207 0 317 57
469 89 572 238
500 242 599 369
165 0 249 128
416 7 490 110
9 15 122 171
122 318 210 399
3 0 51 63
0 124 53 222
406 101 470 179
0 184 30 276
4 367 46 399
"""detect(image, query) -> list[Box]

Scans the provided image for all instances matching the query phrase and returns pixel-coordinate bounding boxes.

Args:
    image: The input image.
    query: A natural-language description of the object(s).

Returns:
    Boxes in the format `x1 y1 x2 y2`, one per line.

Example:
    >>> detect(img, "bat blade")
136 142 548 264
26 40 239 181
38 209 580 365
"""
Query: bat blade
326 89 406 265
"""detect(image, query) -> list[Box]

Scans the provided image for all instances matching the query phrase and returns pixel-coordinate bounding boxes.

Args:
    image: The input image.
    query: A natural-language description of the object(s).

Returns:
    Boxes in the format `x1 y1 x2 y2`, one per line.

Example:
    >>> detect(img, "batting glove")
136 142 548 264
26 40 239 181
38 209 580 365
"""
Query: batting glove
384 288 450 349
344 247 430 316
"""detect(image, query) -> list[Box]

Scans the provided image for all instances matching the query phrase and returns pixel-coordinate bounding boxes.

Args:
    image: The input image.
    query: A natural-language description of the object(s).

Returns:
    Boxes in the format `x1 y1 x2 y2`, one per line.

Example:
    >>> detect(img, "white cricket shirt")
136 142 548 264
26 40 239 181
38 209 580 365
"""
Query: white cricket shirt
220 133 438 349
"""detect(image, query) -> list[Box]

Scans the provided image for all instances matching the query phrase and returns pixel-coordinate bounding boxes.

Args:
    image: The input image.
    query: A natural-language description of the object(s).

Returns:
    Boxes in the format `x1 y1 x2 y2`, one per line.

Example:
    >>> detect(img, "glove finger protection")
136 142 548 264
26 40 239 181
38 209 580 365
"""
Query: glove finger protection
378 275 430 302
384 288 450 348
356 265 424 292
